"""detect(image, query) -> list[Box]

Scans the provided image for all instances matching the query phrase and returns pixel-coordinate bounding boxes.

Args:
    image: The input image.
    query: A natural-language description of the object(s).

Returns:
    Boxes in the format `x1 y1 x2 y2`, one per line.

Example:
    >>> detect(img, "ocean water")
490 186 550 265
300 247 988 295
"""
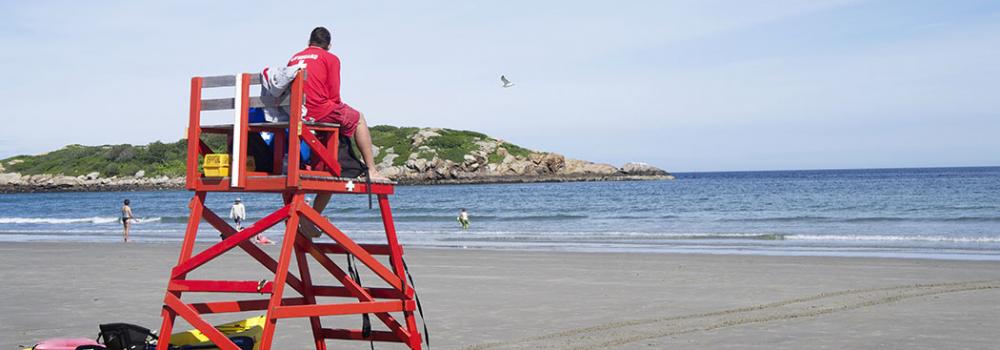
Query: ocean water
1 167 999 260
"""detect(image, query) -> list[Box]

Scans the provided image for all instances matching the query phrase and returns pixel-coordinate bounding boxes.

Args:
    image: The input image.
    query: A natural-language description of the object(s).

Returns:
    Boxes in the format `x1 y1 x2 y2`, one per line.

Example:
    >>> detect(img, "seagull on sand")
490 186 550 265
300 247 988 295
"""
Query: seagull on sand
500 75 514 88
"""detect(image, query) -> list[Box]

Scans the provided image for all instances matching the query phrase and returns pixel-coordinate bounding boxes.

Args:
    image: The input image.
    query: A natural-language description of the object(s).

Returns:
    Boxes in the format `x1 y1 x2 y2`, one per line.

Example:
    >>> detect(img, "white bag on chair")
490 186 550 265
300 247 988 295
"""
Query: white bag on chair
259 62 308 122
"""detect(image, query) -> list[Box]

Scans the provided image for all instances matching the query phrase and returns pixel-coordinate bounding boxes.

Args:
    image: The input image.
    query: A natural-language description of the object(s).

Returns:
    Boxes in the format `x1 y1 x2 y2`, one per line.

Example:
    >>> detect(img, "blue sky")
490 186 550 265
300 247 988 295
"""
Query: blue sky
1 0 998 172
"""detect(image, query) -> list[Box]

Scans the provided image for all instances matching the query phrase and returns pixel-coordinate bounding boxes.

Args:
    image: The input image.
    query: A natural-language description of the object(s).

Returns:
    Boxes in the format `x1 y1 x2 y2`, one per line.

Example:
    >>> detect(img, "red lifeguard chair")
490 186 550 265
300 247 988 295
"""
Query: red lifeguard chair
154 71 424 350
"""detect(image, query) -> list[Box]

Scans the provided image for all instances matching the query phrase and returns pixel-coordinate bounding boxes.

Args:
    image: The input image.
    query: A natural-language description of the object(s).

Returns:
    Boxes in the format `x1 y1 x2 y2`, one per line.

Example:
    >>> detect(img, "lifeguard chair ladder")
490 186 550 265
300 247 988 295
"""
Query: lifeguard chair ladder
154 71 423 350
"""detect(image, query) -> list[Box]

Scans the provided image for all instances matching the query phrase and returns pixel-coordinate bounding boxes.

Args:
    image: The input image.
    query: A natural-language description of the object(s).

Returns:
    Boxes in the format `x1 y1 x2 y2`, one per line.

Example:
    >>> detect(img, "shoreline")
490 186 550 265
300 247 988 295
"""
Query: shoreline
0 174 673 193
3 242 999 349
1 239 998 263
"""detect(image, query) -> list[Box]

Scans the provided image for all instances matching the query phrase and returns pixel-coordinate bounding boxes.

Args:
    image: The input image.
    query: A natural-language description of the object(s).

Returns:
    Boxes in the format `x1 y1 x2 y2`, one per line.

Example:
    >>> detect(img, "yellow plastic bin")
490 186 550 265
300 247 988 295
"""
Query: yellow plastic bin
203 154 230 177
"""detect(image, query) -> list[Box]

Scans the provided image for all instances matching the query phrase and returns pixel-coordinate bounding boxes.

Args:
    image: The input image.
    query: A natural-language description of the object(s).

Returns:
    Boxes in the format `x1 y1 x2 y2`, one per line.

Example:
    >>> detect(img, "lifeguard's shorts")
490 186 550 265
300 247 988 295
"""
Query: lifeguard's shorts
316 103 361 137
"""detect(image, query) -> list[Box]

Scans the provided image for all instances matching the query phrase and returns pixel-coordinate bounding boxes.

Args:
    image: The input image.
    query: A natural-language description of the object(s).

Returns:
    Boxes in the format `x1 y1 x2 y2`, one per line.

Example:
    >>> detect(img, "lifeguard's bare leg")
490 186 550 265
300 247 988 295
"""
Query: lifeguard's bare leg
300 193 332 238
353 113 388 180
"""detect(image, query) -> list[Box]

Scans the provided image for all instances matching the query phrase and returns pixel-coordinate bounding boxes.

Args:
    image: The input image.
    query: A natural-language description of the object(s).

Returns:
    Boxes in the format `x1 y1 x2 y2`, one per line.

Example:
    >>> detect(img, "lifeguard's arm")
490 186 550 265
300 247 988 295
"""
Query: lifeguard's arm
328 55 341 98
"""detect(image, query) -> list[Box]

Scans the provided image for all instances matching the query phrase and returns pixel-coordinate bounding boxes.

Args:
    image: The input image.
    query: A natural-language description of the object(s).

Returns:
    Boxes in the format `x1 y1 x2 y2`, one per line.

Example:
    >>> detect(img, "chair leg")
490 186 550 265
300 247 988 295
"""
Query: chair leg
296 247 327 350
156 192 206 350
259 193 306 350
377 194 422 349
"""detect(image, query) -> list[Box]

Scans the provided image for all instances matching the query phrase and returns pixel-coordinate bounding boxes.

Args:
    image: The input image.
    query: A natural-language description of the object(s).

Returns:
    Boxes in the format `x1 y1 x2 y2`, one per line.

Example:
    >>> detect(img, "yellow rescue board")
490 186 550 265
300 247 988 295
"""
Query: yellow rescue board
169 315 265 350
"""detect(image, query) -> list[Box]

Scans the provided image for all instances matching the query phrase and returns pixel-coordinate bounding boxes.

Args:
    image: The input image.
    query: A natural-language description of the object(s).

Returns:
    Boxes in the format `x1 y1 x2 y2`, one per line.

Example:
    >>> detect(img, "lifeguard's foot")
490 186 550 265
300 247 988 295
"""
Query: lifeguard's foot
366 169 390 182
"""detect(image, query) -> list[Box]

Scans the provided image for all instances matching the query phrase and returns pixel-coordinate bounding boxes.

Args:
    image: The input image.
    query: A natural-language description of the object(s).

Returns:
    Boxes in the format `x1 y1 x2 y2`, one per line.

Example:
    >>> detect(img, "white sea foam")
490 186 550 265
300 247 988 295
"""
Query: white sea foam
0 217 161 225
785 234 1000 243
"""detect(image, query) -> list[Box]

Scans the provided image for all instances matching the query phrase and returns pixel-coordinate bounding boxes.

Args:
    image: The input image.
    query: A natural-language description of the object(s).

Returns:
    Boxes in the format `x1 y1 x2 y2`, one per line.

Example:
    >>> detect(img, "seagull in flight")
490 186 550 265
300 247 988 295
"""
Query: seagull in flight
500 75 514 88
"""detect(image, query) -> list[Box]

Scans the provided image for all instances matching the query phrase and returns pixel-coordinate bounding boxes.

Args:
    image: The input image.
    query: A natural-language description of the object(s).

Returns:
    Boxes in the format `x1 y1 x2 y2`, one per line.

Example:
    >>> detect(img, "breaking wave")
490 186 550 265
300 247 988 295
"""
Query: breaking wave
718 216 1000 223
786 234 1000 243
0 216 161 224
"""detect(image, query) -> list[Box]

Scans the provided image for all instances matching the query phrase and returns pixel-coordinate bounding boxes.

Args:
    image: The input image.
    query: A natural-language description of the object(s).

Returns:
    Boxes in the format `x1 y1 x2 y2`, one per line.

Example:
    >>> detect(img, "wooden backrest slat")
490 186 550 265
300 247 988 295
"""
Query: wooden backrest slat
200 98 234 110
201 74 263 88
201 96 291 111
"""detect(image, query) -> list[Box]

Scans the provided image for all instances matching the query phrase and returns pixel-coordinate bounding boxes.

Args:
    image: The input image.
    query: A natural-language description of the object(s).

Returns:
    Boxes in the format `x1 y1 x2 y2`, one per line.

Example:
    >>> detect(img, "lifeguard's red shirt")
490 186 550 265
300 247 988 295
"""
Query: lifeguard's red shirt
288 46 342 120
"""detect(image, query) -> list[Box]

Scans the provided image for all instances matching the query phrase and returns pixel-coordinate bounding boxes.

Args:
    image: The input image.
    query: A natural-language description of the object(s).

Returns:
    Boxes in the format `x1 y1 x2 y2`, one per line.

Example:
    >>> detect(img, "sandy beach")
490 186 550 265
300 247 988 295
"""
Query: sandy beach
2 242 999 349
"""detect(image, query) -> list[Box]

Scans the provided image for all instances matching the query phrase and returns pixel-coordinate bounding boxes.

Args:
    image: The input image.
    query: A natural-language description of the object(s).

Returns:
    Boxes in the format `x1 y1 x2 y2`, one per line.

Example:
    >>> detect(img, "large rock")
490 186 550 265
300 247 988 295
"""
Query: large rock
495 153 518 174
379 165 404 179
379 153 399 168
529 153 545 164
28 174 53 184
433 160 454 178
621 162 669 176
377 147 398 168
561 159 618 176
507 160 530 175
50 176 81 187
541 153 565 173
0 172 23 186
411 128 442 147
85 172 100 180
429 157 444 169
463 154 477 164
134 170 145 178
406 158 430 172
475 140 499 154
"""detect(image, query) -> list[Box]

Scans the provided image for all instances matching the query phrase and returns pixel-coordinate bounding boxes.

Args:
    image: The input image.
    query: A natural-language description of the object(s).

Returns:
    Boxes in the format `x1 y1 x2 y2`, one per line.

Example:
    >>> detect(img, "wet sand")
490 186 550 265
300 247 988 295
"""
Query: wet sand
2 242 999 349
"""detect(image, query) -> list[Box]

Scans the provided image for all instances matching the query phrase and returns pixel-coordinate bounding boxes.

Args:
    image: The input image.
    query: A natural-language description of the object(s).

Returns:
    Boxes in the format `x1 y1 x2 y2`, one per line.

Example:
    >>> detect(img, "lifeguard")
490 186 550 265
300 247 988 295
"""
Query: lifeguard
288 27 387 181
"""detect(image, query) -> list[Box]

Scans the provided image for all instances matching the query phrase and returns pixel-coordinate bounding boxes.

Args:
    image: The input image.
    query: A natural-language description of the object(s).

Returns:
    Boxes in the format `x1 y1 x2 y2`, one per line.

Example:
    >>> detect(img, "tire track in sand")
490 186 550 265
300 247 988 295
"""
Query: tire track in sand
461 280 1000 350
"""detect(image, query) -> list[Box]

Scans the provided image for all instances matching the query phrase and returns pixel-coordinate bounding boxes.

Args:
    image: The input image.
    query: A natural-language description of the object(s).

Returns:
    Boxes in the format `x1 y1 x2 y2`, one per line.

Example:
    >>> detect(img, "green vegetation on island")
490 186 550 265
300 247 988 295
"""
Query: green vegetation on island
370 125 531 166
2 126 534 178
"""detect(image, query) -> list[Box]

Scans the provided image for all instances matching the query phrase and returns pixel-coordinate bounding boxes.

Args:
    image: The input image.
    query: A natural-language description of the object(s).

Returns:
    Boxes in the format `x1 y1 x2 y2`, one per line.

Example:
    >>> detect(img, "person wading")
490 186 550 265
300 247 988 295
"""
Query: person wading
458 208 471 230
121 199 134 242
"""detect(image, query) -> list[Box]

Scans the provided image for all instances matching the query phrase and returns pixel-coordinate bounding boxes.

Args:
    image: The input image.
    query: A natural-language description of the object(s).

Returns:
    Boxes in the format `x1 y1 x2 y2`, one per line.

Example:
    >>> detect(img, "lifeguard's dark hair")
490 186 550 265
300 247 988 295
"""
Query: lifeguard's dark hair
309 27 331 48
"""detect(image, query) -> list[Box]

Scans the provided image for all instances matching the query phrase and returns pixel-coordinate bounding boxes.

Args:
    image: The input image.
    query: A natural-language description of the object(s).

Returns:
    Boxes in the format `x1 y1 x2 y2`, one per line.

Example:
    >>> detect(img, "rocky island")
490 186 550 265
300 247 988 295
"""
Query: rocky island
0 126 672 193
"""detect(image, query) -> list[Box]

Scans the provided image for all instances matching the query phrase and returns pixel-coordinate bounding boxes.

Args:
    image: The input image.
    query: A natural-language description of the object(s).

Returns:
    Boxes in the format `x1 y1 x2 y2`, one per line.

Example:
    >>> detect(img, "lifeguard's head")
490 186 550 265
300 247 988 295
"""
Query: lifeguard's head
124 199 130 205
309 27 331 51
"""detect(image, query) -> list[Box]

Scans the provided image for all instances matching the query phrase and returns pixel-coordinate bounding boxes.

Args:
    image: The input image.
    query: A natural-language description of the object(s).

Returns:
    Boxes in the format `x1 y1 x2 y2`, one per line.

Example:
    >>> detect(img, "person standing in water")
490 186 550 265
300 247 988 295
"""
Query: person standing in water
121 199 133 242
457 208 470 230
230 198 247 230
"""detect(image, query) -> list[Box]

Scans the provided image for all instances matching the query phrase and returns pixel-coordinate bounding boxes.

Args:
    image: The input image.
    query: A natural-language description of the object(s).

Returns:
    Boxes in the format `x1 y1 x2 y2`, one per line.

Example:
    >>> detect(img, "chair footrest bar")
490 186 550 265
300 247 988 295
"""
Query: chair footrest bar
319 328 407 342
188 298 306 314
313 243 399 255
312 285 404 299
272 300 414 319
169 280 273 293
